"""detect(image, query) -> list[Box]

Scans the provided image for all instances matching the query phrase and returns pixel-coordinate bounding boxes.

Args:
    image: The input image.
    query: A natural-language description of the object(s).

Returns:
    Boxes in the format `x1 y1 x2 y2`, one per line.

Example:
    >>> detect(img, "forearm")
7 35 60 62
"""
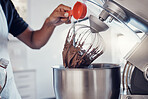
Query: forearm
31 22 56 49
17 21 56 49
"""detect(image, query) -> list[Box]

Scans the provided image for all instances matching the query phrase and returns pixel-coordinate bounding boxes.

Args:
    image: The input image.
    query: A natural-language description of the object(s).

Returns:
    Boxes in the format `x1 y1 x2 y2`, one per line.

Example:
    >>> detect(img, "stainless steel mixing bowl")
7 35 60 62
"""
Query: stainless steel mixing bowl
52 63 121 99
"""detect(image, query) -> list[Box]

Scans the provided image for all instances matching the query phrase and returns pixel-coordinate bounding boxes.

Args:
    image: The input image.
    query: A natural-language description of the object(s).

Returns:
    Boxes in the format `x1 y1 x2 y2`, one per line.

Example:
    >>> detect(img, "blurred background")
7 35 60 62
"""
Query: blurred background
7 0 144 99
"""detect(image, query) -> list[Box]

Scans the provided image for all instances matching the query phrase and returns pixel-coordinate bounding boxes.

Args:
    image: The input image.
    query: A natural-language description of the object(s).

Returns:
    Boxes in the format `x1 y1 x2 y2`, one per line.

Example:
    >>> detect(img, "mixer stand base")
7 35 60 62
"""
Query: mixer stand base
120 94 148 99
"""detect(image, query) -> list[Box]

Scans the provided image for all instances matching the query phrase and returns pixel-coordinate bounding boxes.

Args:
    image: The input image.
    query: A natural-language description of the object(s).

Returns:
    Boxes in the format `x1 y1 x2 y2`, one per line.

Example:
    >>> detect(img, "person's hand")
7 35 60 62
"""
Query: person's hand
45 4 71 27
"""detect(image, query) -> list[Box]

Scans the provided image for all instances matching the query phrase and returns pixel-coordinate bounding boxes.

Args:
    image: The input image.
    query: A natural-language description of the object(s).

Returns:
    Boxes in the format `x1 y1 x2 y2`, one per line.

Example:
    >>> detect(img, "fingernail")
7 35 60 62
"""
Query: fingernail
64 13 69 17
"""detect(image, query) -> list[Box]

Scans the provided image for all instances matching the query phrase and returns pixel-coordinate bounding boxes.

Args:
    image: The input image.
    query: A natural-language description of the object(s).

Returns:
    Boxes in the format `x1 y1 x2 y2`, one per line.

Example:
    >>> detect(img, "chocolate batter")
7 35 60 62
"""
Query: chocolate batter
62 26 104 68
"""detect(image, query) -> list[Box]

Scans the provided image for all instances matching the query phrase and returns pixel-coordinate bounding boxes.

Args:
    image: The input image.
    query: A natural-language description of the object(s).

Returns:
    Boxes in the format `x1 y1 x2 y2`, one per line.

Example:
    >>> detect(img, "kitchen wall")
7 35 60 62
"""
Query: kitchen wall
8 0 141 99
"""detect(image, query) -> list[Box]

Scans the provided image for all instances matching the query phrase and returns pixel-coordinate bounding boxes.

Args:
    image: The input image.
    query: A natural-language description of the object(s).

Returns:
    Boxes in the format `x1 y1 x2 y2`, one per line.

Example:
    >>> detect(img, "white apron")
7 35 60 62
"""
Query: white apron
0 4 21 99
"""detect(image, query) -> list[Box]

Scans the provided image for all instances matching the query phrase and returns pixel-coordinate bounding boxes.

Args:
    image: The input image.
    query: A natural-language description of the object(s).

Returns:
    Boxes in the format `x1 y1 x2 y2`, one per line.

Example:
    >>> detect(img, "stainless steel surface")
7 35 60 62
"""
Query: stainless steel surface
53 63 121 99
94 0 148 32
112 0 148 23
125 34 148 73
124 34 148 94
111 0 148 32
101 1 127 21
99 10 110 21
89 15 109 33
121 94 148 99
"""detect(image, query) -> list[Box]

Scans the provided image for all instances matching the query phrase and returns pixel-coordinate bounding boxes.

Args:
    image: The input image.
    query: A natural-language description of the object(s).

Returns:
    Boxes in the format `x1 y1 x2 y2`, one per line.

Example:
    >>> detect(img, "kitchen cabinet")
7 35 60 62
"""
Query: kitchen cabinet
13 70 36 99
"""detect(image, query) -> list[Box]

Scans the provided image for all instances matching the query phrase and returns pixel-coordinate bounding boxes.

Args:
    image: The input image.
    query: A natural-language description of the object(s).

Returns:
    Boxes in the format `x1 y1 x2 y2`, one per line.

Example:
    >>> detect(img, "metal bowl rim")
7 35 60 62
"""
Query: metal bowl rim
52 63 120 70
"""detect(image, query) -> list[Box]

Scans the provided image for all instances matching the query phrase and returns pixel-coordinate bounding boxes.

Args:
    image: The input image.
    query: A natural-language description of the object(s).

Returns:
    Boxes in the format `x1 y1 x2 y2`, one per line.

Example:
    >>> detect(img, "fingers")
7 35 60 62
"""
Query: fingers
57 4 71 12
65 20 71 24
55 4 72 24
61 18 71 24
55 4 71 18
54 11 68 18
47 4 71 26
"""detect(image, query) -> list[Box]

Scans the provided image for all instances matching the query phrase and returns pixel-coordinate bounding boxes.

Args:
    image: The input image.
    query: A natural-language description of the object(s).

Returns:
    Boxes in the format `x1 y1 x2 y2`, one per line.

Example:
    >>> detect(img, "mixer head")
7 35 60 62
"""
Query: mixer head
98 1 127 22
89 15 109 33
85 0 127 34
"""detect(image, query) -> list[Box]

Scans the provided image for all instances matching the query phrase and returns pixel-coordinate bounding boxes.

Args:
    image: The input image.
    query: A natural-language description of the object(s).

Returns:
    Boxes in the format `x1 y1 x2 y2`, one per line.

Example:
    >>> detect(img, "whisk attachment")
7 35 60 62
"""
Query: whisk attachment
62 24 105 68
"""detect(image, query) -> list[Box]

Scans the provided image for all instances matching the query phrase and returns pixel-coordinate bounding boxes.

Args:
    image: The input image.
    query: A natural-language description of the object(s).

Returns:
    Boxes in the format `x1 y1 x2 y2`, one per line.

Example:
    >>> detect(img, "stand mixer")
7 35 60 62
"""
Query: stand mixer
84 0 148 98
52 0 148 98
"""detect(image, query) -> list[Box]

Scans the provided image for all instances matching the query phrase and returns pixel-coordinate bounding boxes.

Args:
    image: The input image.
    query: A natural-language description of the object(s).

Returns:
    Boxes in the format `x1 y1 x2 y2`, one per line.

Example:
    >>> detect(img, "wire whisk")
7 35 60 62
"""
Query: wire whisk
62 24 105 68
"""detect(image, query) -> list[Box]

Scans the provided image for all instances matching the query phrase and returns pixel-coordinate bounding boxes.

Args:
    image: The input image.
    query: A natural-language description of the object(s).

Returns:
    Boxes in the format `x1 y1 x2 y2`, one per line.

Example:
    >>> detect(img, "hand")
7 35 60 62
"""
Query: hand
45 4 71 27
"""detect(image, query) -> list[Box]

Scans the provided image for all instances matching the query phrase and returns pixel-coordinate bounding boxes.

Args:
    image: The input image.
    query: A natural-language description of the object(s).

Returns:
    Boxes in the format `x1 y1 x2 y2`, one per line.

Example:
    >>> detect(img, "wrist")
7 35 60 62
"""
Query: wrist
45 18 56 28
42 19 56 31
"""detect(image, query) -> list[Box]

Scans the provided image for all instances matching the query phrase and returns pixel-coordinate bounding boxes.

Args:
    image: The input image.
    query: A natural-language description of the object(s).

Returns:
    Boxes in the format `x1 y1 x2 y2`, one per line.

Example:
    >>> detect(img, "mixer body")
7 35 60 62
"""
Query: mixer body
84 0 148 98
91 0 148 97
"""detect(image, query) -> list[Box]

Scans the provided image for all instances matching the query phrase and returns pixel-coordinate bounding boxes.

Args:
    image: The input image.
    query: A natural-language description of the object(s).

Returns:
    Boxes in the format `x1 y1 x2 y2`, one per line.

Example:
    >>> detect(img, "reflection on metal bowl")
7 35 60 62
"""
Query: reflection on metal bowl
52 63 121 99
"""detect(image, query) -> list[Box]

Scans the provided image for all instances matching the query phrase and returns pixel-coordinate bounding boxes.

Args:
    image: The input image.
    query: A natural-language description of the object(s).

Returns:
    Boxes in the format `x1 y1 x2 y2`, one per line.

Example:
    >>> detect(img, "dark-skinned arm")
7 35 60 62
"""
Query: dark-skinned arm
17 4 71 49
